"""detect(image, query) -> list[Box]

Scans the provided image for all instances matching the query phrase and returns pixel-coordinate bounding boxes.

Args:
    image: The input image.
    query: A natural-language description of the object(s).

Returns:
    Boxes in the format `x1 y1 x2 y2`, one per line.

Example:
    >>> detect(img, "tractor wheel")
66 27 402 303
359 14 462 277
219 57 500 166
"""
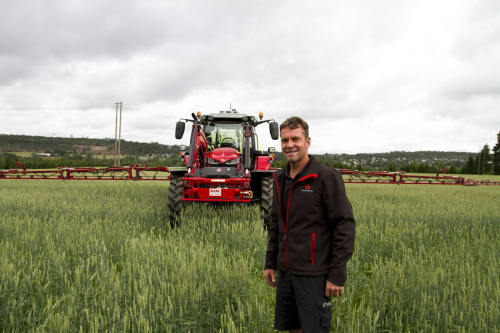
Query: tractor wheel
168 176 184 228
260 176 273 230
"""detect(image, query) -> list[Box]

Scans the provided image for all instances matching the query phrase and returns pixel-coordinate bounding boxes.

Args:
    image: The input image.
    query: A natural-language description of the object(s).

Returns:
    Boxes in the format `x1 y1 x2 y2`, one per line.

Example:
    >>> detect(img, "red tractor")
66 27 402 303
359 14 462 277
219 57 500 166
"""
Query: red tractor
168 109 279 227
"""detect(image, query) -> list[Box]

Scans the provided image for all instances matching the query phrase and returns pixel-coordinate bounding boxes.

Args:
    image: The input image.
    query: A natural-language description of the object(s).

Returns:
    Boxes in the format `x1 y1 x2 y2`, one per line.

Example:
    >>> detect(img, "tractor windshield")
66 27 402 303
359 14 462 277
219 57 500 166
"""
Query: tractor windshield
203 122 244 152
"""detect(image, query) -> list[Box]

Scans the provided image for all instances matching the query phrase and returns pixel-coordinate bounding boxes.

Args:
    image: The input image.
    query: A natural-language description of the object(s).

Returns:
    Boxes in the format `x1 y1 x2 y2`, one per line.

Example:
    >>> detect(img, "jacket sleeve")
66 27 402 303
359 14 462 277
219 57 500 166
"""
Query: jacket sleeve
264 176 279 270
322 168 355 286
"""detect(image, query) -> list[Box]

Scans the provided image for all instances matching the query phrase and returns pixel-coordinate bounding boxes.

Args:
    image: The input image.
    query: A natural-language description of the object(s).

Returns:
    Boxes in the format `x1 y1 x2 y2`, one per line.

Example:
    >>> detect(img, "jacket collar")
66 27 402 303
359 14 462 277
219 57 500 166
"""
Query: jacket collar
284 155 315 181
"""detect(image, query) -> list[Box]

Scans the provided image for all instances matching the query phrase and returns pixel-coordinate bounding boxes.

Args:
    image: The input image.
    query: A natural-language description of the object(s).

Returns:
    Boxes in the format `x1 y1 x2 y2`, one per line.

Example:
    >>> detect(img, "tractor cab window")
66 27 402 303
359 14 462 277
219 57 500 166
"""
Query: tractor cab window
203 122 244 152
254 133 261 151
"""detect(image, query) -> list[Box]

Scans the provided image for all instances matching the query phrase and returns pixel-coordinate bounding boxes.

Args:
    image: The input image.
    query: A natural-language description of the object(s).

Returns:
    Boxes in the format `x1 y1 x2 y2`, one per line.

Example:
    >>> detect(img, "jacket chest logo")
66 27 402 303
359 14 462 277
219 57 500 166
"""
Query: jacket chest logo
301 184 313 192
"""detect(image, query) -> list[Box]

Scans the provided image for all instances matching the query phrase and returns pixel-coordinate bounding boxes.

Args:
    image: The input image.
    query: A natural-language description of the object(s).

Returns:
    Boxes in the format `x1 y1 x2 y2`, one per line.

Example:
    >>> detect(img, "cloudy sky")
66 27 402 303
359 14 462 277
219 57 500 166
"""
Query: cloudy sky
1 0 498 154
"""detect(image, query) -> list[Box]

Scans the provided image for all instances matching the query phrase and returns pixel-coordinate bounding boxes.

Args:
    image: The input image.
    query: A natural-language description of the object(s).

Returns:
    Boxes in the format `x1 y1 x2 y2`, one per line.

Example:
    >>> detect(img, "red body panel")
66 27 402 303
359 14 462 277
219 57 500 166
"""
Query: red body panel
208 147 240 163
254 155 273 170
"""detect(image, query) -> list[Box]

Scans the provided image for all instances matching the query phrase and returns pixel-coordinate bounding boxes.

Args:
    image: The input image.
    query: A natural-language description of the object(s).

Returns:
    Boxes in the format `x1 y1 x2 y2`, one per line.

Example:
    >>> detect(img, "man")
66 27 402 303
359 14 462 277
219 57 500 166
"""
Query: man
264 117 355 333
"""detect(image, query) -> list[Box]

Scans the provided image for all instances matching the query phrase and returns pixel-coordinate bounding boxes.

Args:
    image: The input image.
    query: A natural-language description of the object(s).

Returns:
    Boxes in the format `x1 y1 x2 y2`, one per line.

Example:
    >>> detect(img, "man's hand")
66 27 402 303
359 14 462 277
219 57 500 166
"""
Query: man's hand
264 269 277 287
325 280 344 298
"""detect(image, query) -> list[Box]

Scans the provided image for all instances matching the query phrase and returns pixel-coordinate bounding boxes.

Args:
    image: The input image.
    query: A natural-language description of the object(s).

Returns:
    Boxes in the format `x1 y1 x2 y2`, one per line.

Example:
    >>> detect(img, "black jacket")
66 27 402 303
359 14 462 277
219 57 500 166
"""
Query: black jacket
265 156 355 286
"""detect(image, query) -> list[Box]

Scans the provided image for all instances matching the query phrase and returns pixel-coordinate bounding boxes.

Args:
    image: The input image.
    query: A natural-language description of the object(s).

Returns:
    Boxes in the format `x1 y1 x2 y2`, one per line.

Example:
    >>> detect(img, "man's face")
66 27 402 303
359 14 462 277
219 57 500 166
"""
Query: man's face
280 126 311 164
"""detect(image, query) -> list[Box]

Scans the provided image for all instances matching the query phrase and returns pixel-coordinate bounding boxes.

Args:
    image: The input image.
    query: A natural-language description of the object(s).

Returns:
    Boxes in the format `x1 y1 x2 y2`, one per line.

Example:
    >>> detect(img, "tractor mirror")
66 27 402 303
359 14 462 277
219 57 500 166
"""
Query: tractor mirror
179 145 188 152
175 122 185 139
269 121 279 140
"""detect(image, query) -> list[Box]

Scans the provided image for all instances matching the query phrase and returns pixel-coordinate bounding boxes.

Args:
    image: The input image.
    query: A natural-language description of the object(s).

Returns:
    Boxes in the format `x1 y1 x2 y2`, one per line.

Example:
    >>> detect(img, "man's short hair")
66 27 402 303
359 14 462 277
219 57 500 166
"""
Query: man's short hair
280 117 309 138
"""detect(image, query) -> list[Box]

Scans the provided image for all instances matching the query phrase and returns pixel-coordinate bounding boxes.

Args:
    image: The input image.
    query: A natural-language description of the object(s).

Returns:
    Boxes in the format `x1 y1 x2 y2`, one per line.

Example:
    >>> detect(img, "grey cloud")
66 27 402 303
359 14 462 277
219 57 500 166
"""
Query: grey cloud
1 1 168 58
2 0 499 153
436 1 500 108
451 1 500 67
1 0 387 115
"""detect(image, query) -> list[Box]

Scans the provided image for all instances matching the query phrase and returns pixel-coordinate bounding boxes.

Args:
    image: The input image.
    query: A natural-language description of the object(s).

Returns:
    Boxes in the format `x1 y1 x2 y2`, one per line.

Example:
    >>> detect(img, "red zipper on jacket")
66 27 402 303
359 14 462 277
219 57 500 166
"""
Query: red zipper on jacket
284 173 318 269
311 232 316 265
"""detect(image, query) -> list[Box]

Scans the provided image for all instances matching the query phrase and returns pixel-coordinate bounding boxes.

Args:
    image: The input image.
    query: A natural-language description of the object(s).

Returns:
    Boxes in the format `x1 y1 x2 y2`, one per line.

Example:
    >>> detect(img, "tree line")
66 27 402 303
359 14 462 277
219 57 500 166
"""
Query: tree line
2 132 499 175
273 131 500 175
461 131 500 175
0 153 184 170
273 155 467 174
0 134 178 156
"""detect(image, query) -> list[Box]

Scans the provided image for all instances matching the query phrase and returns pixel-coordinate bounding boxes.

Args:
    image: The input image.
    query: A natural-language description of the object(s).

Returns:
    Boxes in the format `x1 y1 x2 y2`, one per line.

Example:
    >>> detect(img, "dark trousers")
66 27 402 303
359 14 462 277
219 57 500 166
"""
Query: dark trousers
274 271 332 332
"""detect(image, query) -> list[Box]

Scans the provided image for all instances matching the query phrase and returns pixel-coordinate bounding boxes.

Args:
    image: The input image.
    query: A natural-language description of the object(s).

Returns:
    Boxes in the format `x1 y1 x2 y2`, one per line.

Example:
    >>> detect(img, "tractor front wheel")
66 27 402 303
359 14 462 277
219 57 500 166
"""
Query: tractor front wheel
168 176 184 227
260 176 273 230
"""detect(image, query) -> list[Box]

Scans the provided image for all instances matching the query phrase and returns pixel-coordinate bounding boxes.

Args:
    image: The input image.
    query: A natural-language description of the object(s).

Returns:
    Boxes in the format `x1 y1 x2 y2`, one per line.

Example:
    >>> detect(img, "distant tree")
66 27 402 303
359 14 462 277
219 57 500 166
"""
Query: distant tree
476 144 491 174
52 148 66 156
436 161 446 173
3 153 17 169
493 131 500 175
463 156 475 174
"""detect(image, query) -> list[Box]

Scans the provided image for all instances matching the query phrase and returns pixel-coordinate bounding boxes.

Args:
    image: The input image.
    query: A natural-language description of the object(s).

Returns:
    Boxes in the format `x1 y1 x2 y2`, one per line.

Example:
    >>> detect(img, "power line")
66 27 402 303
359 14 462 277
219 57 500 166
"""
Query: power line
0 107 110 110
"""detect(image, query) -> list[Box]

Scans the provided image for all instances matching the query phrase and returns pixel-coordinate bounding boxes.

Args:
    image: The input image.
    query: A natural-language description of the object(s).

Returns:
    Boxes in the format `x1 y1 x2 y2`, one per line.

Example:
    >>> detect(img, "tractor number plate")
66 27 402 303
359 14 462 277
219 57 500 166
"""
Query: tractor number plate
209 188 222 196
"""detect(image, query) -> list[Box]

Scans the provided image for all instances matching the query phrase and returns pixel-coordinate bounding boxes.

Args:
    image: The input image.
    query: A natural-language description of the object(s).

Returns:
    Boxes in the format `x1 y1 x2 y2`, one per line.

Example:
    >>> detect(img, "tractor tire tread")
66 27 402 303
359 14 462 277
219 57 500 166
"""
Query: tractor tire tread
260 176 273 230
168 177 184 227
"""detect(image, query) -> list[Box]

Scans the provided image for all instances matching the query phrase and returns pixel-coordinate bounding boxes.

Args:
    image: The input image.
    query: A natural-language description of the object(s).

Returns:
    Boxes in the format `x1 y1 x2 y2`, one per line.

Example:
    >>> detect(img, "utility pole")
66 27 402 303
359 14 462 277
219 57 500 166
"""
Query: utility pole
113 102 123 167
118 102 123 167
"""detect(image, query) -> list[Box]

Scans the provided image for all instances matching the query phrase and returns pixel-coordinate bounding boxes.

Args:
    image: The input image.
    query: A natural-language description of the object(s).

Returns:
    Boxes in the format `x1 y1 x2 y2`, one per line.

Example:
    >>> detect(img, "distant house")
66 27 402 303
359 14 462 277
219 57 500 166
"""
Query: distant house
147 153 171 158
90 146 108 152
38 153 52 157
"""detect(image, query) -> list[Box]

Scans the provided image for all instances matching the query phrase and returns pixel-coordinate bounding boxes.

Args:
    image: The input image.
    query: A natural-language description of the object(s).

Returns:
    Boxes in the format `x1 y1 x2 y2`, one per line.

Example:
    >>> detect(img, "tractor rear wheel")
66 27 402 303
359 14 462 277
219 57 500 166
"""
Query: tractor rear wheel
168 176 184 227
260 176 273 229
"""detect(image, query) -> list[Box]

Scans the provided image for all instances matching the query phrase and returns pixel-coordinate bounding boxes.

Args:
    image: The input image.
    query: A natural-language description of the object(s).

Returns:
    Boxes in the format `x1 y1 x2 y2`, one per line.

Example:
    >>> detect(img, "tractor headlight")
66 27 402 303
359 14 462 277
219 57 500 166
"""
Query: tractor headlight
225 158 239 165
208 158 218 165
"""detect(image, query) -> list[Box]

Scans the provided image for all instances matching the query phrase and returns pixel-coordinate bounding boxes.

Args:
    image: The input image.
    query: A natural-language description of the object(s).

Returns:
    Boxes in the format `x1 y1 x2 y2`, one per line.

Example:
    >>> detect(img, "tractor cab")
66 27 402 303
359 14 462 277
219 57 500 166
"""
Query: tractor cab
203 119 244 169
202 111 258 169
200 110 269 178
201 110 263 151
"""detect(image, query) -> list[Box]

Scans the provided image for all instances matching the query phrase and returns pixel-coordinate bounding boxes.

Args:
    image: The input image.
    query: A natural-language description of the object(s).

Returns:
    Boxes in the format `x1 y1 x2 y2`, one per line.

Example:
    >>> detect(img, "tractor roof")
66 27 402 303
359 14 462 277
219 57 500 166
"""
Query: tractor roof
200 110 257 124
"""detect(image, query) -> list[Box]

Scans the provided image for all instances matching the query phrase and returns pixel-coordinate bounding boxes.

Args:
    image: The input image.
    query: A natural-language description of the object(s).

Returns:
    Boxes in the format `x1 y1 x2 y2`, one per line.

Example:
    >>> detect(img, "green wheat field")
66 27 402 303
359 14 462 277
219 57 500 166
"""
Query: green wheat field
0 180 499 332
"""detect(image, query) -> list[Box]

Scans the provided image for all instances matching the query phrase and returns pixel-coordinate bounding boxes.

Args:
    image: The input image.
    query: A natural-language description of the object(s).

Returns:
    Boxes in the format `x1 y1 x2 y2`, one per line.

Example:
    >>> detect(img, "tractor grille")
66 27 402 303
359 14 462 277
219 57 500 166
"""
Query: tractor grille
198 167 240 178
